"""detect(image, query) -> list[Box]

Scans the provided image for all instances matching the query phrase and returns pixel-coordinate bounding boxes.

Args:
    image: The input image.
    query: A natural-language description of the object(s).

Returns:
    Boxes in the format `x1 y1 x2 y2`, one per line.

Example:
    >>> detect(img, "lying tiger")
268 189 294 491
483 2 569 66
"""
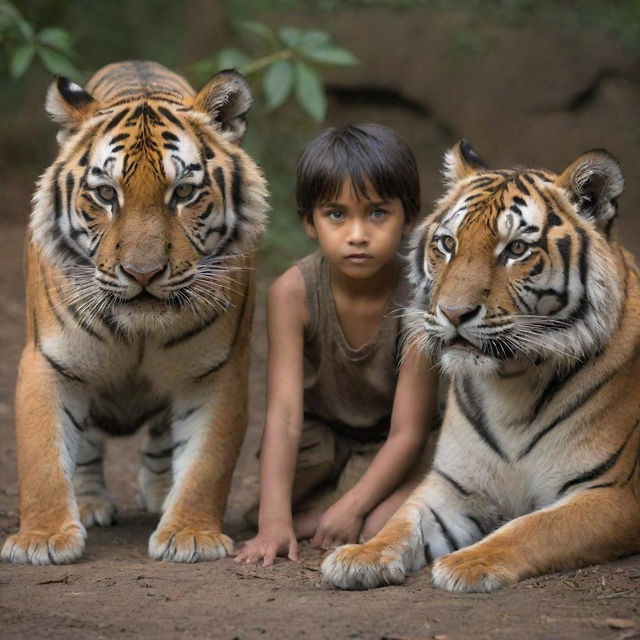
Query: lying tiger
322 141 640 592
1 61 268 564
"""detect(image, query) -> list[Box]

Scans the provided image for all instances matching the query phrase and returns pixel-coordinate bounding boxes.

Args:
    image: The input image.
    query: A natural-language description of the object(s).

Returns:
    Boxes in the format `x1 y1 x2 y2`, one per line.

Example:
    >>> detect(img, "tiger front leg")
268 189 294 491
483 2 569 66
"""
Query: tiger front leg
1 347 86 564
148 370 247 562
432 486 640 593
322 470 488 589
138 411 173 514
75 426 117 527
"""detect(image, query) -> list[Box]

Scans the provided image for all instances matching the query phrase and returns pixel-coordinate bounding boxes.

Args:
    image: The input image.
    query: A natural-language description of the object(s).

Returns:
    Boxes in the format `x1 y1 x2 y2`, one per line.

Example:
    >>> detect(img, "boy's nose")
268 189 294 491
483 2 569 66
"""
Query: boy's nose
347 221 369 245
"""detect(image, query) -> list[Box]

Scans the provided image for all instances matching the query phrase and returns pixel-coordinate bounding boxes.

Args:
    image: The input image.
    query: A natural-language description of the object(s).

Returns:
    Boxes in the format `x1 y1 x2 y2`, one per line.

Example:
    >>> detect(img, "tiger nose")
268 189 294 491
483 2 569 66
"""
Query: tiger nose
121 264 164 287
439 304 481 326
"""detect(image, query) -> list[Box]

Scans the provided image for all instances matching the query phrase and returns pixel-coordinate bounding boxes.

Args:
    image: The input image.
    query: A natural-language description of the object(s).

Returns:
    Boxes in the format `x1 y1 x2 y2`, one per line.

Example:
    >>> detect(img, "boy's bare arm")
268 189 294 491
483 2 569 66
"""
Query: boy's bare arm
235 267 308 565
312 348 438 549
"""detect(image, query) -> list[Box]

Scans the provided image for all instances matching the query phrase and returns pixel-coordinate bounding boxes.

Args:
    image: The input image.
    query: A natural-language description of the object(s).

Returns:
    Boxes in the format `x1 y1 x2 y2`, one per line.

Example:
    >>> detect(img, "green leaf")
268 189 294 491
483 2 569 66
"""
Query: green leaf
37 27 74 53
37 46 79 78
0 1 32 38
278 26 302 49
0 5 18 32
10 43 34 77
294 61 326 122
191 56 219 80
239 21 278 48
301 44 358 66
217 47 253 71
299 29 330 50
262 59 293 110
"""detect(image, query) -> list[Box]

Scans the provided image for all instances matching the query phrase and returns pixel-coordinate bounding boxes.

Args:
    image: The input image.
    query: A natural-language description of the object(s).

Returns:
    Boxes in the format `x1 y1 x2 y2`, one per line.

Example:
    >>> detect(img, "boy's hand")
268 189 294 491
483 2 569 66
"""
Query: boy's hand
234 521 298 567
311 496 365 550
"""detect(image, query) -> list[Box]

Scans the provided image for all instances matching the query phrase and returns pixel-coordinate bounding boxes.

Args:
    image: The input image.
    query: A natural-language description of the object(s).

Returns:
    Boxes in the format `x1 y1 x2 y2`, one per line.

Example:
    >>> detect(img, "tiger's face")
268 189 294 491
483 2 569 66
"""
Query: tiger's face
407 141 625 377
31 68 268 332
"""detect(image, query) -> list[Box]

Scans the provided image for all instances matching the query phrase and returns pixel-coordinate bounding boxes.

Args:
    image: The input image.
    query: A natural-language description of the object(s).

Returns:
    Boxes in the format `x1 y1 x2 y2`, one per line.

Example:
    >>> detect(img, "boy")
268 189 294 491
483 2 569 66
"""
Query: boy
236 124 438 566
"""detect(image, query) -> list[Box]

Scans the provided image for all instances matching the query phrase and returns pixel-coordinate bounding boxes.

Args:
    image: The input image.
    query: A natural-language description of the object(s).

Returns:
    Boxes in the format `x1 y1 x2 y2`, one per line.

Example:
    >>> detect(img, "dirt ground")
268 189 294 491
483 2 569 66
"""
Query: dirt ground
1 219 640 640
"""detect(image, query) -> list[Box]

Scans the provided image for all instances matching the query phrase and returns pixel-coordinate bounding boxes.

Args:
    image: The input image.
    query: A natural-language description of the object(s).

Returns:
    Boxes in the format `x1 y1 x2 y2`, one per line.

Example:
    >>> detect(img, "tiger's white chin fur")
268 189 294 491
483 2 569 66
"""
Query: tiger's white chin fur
111 303 192 336
439 346 501 377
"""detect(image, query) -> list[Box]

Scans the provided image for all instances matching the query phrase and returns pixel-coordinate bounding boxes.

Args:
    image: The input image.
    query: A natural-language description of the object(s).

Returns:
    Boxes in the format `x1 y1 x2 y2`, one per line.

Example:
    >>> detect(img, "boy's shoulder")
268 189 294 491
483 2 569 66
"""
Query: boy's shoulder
268 262 307 306
269 251 321 298
268 263 310 327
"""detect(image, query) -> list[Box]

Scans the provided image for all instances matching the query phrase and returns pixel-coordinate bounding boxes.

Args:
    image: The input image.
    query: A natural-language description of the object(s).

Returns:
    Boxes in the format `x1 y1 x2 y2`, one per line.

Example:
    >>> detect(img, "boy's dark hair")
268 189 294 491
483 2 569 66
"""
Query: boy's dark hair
296 123 421 224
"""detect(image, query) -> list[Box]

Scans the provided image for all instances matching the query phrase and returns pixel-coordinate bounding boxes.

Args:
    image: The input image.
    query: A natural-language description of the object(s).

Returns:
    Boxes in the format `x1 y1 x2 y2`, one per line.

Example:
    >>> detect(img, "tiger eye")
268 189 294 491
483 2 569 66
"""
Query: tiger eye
174 184 194 200
442 235 455 252
97 185 115 202
508 240 527 256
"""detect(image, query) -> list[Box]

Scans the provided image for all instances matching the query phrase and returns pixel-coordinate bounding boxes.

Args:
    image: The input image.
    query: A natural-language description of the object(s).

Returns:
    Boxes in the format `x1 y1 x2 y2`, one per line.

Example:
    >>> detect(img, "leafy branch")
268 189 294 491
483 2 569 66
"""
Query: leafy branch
0 0 78 78
192 22 358 122
0 5 358 125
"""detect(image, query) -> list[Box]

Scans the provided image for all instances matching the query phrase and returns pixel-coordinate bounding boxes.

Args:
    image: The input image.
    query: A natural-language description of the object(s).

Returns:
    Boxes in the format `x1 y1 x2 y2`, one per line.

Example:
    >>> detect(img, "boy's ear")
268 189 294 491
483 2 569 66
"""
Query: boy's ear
402 218 415 238
303 217 317 239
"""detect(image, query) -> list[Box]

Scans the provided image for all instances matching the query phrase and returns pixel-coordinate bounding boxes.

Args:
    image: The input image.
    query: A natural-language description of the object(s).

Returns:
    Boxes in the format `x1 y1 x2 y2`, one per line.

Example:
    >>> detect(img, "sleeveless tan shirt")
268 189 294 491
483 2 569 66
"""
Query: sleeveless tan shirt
297 251 411 442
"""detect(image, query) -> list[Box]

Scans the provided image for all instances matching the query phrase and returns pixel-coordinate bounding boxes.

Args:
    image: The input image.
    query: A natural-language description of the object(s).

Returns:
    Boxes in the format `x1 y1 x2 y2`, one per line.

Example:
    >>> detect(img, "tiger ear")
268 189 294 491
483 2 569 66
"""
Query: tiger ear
556 149 624 235
193 69 252 144
443 140 487 185
46 76 98 144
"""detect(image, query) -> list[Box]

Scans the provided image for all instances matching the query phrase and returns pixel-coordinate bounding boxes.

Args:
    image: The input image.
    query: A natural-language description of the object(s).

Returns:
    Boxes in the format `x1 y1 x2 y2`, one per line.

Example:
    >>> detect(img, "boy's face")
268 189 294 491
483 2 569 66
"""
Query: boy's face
305 178 412 280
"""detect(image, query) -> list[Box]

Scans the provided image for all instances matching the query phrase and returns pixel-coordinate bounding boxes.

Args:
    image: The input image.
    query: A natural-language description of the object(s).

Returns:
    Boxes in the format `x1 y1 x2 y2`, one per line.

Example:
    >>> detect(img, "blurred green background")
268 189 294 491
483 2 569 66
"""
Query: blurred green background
2 0 640 274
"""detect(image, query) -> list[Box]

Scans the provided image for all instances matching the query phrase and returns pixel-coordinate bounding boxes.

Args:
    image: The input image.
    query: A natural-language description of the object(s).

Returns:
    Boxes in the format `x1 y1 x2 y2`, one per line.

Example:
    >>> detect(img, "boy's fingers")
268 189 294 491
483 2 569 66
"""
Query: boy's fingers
234 547 249 563
242 546 260 564
262 544 277 567
311 527 326 548
318 534 332 550
288 539 298 561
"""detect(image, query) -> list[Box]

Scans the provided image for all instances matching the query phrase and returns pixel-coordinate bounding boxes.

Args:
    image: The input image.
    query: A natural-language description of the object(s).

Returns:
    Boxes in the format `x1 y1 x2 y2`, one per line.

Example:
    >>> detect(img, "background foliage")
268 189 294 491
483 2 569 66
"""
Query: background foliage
2 0 640 272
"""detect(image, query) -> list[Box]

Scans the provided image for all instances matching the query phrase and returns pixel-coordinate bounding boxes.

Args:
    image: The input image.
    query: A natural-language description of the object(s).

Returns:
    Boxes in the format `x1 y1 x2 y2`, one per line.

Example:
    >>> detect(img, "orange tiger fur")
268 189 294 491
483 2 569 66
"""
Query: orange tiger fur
1 61 268 564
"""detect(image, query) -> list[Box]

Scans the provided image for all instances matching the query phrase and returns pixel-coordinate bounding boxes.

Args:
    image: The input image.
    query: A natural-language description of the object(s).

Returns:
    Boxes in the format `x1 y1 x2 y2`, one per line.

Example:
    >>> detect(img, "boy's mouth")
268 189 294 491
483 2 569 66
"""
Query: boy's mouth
345 253 374 264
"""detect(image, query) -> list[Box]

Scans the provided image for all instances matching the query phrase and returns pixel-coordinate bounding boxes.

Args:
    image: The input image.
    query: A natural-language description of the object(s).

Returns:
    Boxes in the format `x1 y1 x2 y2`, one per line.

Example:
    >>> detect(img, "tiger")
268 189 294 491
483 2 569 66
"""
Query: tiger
321 140 640 592
1 61 268 565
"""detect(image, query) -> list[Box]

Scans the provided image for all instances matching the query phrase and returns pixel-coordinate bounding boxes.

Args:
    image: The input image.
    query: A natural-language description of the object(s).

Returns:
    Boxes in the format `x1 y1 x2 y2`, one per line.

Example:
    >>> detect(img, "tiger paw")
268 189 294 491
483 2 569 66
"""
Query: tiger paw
1 523 86 565
78 495 117 527
431 547 518 593
321 542 407 590
148 525 234 562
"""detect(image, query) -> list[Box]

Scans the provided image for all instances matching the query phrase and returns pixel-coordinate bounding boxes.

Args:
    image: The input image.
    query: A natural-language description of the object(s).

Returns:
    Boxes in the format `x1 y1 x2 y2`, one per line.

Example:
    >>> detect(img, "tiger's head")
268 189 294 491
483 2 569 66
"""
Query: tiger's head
407 141 625 377
31 61 268 333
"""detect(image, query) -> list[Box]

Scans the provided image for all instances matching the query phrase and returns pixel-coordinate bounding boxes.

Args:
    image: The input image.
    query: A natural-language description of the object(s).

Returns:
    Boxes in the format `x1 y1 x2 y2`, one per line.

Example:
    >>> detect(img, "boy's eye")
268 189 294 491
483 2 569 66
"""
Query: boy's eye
328 210 344 220
370 209 387 220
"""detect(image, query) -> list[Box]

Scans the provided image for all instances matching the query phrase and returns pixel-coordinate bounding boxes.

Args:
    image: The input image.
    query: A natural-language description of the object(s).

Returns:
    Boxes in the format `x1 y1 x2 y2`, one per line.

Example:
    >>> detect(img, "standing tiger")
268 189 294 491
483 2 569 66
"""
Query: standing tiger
1 61 268 565
322 141 640 591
